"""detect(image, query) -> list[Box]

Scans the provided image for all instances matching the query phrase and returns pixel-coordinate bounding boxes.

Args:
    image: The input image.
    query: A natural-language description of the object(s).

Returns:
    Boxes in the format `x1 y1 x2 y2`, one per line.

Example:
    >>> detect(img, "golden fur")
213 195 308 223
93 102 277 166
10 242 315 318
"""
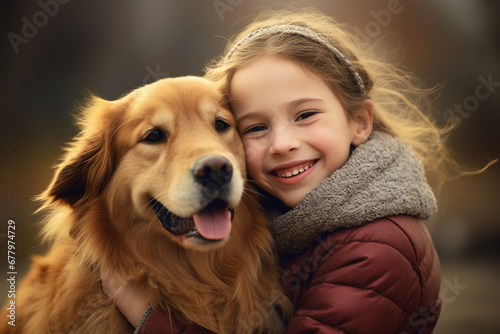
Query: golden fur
0 77 291 333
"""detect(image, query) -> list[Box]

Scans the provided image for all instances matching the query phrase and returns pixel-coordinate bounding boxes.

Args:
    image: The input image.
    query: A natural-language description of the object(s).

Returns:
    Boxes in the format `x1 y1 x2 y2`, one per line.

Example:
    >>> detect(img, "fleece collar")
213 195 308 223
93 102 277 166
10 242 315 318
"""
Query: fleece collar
264 131 437 254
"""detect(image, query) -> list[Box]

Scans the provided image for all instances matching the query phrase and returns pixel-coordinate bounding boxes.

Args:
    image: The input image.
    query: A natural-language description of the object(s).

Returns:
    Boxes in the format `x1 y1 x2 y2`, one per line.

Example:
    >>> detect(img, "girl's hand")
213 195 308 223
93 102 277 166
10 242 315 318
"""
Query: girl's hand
101 274 150 328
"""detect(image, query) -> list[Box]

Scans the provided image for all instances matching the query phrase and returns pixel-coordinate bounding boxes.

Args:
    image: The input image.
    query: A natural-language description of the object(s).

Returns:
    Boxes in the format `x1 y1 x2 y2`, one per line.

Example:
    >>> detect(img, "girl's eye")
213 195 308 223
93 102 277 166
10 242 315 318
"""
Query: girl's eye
243 125 267 134
143 129 166 143
296 110 318 121
215 119 230 132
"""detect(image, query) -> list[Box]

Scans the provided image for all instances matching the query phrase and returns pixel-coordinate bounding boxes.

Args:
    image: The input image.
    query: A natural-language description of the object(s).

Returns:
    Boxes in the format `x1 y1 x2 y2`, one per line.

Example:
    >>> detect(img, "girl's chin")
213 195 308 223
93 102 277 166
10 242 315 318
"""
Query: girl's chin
268 188 307 208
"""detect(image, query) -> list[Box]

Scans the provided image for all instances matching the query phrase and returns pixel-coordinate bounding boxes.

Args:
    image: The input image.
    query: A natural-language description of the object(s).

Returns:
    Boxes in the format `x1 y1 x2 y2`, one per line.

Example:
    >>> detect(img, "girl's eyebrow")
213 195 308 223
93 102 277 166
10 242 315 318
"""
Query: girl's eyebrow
235 111 261 123
235 97 325 122
288 97 324 107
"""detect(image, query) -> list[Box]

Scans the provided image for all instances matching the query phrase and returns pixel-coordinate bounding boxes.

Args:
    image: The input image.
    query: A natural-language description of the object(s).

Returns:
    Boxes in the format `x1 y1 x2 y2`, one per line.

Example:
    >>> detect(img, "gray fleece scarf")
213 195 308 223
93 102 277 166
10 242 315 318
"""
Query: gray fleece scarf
266 131 437 254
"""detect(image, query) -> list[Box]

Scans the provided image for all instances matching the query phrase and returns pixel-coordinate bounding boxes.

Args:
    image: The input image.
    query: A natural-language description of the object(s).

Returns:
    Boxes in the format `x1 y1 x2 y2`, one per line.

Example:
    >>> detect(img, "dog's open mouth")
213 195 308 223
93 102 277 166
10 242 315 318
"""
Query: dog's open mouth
150 198 234 241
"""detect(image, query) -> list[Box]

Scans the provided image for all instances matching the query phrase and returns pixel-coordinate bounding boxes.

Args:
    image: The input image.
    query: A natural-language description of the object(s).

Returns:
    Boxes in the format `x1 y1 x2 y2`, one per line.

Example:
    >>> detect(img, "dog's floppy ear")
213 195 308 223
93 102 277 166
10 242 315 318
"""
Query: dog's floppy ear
42 96 125 207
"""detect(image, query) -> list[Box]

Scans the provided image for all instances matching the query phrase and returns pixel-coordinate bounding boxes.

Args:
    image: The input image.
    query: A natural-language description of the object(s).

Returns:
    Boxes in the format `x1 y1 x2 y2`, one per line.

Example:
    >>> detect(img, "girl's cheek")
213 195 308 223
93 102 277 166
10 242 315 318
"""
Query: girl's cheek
242 140 263 176
243 142 258 166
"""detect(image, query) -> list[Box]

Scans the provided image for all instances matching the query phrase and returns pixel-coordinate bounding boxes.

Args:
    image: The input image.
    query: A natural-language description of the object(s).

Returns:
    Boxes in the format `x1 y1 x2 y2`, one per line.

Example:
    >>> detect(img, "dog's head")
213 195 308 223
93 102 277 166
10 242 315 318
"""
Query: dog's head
44 76 246 250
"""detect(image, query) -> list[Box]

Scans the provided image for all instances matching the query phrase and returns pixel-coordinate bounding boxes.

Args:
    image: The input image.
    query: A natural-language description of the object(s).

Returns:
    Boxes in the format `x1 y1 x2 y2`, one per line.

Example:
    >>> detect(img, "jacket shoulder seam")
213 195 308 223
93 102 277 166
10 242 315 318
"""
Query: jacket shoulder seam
384 217 424 306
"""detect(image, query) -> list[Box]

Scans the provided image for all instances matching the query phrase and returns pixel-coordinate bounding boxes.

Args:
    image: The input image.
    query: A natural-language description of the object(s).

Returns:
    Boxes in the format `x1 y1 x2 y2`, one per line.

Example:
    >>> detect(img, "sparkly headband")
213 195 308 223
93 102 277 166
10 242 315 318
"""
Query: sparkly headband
226 24 366 94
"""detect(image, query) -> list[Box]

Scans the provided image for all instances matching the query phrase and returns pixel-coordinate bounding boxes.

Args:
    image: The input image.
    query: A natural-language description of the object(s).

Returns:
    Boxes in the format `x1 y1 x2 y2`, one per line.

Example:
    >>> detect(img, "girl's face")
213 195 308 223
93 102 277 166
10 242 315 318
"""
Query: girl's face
229 55 372 207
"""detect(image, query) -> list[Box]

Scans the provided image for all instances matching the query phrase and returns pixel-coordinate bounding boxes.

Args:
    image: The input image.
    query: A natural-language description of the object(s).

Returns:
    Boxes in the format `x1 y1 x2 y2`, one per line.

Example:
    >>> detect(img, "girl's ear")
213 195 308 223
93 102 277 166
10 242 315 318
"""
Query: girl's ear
351 99 374 146
42 97 121 207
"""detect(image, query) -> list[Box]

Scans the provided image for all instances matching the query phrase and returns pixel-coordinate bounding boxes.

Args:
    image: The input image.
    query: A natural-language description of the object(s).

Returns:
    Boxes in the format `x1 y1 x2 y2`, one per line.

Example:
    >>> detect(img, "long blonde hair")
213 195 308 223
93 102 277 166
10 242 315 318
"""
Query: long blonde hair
205 8 467 191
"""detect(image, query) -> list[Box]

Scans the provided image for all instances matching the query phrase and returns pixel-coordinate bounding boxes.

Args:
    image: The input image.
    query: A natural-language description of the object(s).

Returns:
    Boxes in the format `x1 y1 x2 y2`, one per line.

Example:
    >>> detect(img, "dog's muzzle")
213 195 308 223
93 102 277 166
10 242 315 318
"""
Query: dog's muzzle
151 155 237 241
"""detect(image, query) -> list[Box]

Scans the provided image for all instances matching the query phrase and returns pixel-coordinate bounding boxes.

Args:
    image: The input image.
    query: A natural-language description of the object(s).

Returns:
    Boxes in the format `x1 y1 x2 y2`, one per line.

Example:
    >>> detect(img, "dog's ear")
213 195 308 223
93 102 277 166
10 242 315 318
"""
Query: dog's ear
42 96 125 207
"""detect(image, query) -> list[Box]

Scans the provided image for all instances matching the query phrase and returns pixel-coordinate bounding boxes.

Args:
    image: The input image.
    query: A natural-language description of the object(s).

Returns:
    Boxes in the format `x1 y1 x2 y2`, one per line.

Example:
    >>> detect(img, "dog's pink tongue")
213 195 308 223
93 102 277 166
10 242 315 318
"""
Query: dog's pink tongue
193 208 232 240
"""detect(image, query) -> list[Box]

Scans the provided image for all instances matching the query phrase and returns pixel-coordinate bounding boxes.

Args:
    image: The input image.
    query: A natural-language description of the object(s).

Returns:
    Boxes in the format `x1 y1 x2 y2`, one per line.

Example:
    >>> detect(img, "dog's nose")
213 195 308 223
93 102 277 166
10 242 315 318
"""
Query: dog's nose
192 155 233 187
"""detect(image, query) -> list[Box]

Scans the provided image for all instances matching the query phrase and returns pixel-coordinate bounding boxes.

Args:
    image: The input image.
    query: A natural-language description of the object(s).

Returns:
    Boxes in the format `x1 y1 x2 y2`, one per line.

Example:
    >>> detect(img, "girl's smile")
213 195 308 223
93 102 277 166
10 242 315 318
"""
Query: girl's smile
271 159 316 179
229 55 372 207
269 159 318 187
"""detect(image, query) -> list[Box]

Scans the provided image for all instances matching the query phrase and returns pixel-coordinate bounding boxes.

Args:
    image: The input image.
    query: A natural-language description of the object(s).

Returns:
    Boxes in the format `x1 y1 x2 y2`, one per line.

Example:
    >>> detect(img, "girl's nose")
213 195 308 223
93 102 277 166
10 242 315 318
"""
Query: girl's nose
269 124 300 156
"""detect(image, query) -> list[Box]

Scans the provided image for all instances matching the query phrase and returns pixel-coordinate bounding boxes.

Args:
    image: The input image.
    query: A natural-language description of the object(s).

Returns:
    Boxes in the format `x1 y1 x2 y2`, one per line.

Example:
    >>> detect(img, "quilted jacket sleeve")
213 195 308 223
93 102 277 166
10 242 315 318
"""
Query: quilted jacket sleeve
135 307 214 334
281 216 441 334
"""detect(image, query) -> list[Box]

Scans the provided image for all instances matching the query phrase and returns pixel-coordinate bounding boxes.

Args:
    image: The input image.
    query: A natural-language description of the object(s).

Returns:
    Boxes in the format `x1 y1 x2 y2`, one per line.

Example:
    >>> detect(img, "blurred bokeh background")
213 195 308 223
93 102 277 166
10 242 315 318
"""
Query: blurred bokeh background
1 0 499 332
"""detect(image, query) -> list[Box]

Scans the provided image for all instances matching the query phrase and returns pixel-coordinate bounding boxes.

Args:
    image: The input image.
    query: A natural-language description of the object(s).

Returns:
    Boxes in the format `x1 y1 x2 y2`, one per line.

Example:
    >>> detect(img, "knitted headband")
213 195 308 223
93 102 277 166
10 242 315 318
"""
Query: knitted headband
226 24 366 94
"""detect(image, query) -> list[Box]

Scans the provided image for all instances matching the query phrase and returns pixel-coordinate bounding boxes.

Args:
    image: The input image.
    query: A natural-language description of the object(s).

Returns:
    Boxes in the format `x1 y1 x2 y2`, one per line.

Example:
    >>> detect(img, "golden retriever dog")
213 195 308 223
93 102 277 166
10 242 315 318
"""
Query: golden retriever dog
0 76 291 333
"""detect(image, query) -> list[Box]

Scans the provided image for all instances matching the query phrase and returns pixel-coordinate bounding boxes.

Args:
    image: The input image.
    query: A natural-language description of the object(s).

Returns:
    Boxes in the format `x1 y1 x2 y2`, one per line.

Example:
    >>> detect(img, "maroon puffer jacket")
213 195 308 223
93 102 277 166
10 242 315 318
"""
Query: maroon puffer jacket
137 215 441 333
280 215 441 333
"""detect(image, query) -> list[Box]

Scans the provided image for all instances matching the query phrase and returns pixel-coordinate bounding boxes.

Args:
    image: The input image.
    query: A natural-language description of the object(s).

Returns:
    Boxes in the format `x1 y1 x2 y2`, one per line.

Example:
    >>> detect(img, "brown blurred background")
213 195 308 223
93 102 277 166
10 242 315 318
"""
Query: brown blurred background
1 0 499 332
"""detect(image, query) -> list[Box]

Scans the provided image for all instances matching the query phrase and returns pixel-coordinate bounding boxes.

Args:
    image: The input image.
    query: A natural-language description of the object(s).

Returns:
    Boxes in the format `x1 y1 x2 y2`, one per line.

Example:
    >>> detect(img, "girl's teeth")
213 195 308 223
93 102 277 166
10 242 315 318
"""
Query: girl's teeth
277 162 313 178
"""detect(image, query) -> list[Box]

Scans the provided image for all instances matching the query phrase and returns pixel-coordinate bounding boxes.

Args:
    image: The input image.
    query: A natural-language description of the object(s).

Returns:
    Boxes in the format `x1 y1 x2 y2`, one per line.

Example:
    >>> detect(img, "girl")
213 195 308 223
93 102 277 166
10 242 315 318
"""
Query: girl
105 9 448 333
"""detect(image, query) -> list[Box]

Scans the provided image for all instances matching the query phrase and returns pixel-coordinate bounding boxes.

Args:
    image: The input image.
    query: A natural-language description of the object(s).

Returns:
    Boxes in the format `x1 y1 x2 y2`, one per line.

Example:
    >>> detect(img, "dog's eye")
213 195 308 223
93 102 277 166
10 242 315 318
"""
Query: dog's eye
215 119 230 132
143 129 166 143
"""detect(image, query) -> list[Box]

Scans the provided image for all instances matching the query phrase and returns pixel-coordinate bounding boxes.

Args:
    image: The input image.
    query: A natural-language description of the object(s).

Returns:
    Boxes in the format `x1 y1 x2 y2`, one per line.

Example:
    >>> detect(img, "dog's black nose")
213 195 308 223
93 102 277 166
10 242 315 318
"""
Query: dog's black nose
193 155 233 187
